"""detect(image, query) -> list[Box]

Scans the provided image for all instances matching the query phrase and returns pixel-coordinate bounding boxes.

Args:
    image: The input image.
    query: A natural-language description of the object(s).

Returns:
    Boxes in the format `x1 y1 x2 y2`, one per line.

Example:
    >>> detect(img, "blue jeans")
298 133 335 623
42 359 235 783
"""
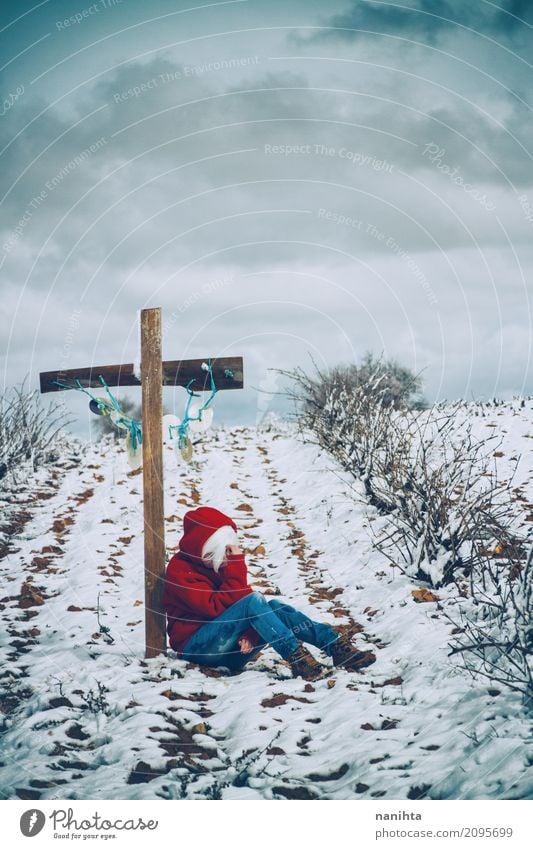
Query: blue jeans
180 592 339 671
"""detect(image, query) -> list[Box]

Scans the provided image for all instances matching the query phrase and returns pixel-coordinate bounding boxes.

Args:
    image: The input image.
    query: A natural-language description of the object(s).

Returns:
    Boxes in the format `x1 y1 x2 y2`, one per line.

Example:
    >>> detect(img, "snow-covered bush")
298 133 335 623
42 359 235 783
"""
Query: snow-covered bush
448 543 533 705
371 406 519 587
281 360 400 511
0 381 72 481
284 363 521 588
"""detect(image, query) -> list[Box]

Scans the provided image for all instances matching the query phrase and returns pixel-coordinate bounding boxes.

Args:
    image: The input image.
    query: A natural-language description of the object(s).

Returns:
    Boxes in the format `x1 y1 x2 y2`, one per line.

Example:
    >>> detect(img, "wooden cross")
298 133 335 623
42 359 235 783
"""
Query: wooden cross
40 307 243 659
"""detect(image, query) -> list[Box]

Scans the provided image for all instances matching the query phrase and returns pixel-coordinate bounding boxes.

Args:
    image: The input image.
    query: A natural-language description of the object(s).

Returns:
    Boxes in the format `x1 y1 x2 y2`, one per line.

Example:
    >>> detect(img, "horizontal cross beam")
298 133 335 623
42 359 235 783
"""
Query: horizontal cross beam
39 356 243 394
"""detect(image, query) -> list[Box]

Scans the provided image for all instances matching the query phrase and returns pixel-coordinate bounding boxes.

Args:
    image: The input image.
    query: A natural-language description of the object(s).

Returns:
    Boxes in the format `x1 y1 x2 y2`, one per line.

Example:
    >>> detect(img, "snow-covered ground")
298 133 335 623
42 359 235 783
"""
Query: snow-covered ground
0 402 532 800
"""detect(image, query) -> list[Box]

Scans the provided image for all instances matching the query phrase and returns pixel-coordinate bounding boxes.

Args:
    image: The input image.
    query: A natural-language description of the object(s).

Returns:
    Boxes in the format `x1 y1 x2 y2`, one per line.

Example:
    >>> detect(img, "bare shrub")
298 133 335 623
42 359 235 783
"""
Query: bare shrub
282 363 522 588
0 381 72 481
79 681 111 716
279 359 400 511
371 405 520 587
447 542 533 704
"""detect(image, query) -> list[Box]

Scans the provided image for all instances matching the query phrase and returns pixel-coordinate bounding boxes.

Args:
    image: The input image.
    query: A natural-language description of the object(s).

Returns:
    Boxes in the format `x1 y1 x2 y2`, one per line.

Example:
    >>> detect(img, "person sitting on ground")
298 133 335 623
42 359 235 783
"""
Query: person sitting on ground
162 506 376 681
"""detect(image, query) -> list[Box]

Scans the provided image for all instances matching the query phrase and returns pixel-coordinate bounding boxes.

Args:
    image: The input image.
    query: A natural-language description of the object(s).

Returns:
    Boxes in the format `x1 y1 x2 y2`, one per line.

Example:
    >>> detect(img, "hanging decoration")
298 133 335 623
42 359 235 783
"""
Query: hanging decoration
168 360 217 463
53 375 143 469
54 360 218 467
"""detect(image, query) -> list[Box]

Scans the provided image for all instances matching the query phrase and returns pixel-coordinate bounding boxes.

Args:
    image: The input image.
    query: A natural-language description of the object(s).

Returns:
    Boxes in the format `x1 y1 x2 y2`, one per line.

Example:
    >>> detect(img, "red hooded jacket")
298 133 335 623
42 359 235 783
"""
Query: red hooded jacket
162 506 257 655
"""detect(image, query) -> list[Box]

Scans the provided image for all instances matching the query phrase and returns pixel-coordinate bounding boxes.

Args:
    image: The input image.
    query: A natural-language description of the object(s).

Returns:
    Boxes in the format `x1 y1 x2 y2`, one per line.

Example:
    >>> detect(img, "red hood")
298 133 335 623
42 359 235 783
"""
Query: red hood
178 506 237 563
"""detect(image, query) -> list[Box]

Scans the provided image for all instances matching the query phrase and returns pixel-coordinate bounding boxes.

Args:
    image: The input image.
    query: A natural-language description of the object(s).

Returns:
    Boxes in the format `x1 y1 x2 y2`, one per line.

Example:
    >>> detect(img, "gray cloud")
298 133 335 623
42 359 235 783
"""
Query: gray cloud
299 0 533 45
1 0 531 424
3 55 531 282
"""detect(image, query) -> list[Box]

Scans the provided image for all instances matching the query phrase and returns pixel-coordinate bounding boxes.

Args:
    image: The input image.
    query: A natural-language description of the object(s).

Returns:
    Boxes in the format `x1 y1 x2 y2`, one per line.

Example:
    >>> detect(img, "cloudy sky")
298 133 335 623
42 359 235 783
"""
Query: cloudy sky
1 0 532 433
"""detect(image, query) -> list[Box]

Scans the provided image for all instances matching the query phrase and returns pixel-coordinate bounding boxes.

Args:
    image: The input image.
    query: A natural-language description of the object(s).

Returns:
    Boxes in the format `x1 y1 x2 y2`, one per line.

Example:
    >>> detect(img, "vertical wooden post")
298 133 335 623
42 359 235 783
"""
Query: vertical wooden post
140 308 167 658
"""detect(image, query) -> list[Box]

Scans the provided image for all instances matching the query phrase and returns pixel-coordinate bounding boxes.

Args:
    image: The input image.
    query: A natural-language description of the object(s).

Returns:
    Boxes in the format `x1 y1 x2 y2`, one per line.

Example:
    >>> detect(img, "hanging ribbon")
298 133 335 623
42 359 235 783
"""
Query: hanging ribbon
54 360 219 466
168 360 217 460
53 376 143 460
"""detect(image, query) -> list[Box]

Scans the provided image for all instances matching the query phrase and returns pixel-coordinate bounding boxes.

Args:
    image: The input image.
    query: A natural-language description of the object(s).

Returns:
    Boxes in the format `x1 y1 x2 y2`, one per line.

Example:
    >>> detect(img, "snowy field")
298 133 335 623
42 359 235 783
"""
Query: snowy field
0 401 532 800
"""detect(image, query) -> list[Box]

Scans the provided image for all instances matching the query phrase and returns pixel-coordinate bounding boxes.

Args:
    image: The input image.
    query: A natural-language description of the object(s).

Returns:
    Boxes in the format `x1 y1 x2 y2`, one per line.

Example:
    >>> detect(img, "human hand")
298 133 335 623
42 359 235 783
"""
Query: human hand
238 637 254 654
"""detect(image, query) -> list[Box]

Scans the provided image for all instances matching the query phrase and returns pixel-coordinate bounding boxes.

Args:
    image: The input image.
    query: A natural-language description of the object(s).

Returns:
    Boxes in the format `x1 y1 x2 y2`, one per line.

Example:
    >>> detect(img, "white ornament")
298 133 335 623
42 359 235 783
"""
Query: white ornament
188 403 214 433
126 431 143 470
162 414 181 444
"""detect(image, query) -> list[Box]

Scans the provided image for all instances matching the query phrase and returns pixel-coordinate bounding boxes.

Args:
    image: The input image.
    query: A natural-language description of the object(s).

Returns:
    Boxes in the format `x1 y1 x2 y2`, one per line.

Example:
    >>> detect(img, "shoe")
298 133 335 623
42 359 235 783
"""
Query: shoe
286 642 326 681
330 634 376 671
